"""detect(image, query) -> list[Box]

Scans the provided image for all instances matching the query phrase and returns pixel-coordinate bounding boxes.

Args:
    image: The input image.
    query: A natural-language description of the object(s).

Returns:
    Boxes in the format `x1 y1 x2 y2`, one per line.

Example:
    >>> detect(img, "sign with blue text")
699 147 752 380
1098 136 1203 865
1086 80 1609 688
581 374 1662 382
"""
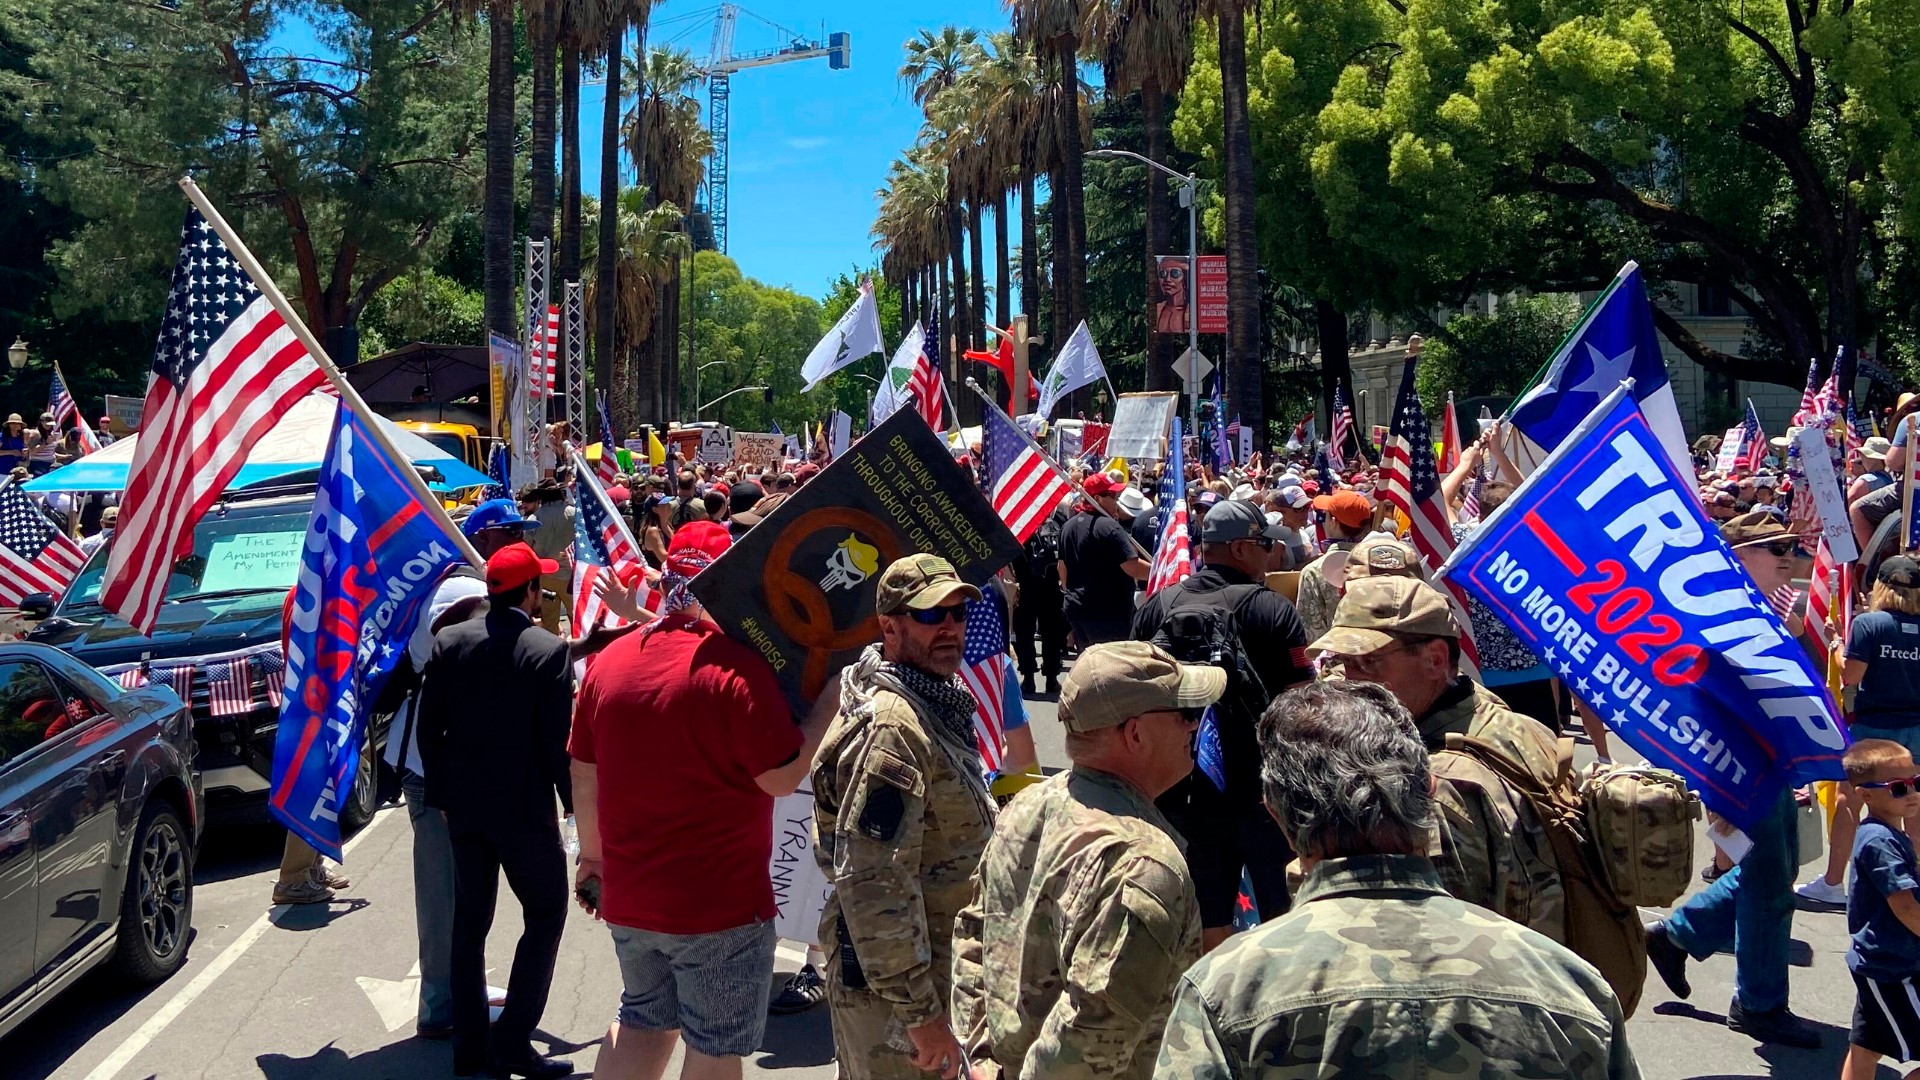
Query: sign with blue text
1442 384 1846 830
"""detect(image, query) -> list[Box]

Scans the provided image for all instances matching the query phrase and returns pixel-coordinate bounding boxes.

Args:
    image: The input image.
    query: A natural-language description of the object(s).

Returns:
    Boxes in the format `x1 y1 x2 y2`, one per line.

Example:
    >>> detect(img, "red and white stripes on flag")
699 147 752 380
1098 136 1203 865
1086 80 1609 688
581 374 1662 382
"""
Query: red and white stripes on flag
909 353 947 432
529 304 560 399
1806 538 1848 657
258 651 285 707
1328 385 1353 471
150 661 194 704
116 667 147 691
1146 499 1193 596
980 402 1073 543
1380 359 1480 672
101 208 326 633
204 658 254 717
569 451 655 632
0 481 87 606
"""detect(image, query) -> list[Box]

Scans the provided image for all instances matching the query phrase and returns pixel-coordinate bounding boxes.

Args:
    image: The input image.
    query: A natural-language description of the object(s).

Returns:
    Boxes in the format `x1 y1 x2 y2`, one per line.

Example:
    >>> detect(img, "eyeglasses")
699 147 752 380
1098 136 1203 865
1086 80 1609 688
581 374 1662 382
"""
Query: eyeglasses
1235 536 1275 552
1858 776 1920 798
1763 541 1796 557
906 603 970 626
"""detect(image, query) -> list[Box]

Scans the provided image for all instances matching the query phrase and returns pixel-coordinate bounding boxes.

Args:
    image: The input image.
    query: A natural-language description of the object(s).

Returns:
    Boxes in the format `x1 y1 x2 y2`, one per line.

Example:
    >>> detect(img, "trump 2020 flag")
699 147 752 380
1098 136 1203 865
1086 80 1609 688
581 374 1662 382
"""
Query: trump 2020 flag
271 404 465 859
1035 320 1106 421
800 279 885 391
1506 262 1691 481
1441 382 1846 830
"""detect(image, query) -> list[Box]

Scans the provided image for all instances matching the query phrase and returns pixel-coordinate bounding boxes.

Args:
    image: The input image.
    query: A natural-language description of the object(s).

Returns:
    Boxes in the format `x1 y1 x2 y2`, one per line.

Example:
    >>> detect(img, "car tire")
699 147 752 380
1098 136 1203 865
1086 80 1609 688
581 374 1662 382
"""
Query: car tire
337 724 378 834
114 801 193 984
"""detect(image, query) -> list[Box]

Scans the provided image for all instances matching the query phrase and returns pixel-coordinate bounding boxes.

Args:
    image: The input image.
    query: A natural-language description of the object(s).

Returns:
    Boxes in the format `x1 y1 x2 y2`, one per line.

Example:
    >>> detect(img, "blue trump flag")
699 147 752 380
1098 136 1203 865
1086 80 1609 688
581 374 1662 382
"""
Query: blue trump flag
1507 262 1693 481
1441 383 1846 830
270 404 466 859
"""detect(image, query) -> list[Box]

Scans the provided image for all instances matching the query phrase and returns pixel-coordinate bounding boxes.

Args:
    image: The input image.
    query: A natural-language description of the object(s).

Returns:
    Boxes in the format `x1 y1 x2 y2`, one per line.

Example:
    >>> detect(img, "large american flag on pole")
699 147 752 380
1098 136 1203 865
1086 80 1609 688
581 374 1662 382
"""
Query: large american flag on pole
570 452 652 631
912 312 948 432
0 480 86 605
1147 417 1192 596
958 583 1012 772
1328 384 1353 471
101 209 325 632
981 394 1073 543
529 303 560 399
1380 359 1480 670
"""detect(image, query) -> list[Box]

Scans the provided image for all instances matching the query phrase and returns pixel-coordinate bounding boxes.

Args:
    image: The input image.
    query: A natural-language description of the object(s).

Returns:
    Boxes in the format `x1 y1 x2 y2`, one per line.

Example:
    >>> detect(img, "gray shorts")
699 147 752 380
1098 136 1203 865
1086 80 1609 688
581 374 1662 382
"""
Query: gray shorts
608 918 776 1058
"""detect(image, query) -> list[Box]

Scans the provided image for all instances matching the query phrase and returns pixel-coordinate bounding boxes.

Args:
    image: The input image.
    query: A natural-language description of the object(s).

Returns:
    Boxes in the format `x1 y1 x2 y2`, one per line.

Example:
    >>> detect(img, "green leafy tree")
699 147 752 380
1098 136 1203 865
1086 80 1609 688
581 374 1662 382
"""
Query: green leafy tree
682 251 828 434
1415 295 1586 407
359 269 487 354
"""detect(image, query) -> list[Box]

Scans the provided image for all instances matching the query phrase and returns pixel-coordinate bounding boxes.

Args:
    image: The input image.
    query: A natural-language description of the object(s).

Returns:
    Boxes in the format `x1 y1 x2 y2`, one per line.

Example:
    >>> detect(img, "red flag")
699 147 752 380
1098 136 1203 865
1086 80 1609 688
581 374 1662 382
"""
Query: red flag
1441 392 1463 473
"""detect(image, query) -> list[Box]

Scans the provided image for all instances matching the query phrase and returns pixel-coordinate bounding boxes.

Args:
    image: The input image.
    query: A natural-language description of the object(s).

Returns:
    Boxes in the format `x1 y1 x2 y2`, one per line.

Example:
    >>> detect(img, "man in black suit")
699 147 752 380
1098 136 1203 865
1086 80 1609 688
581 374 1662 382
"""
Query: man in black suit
417 541 575 1080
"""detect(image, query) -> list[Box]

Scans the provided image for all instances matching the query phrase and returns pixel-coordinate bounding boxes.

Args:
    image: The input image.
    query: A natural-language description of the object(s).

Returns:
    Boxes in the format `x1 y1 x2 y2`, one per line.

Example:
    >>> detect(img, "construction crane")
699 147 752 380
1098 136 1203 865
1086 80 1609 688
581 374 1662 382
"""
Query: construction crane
699 5 849 253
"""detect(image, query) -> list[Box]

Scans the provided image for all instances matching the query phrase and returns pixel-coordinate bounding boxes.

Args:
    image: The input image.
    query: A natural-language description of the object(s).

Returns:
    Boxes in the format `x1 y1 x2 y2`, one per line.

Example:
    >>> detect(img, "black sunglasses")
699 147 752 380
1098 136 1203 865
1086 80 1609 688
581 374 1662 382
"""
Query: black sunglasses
1763 541 1796 557
907 603 970 626
1859 775 1920 798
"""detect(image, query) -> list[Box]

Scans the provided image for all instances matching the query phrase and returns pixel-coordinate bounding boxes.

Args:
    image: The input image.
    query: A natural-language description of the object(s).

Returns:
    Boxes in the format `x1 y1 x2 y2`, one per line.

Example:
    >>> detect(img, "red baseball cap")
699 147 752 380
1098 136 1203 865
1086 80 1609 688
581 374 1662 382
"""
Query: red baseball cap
486 542 559 592
1083 473 1121 497
666 520 732 577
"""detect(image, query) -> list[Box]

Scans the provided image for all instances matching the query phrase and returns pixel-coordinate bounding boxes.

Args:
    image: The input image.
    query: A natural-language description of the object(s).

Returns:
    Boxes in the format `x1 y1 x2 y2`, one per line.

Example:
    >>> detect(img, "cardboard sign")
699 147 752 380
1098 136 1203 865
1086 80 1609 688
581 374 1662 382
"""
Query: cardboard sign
201 529 306 593
733 432 786 464
690 408 1022 714
1107 392 1180 461
1794 425 1858 562
1055 424 1083 462
696 426 733 464
768 787 832 946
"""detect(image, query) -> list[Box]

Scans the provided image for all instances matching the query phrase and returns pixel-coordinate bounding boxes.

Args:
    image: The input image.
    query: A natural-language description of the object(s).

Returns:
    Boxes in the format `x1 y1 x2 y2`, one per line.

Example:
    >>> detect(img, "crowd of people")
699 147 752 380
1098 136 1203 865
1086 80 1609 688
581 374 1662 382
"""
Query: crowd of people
309 403 1920 1080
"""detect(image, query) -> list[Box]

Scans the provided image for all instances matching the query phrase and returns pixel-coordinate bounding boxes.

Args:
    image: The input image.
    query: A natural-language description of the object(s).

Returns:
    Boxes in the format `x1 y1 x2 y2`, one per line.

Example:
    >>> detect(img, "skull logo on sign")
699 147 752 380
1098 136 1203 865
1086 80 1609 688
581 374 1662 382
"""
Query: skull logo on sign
821 533 881 592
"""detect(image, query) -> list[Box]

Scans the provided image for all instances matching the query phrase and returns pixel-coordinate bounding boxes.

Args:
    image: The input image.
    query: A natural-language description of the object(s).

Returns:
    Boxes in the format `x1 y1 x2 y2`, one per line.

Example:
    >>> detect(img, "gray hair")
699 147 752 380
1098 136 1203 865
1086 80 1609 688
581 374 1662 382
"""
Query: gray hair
1258 681 1433 860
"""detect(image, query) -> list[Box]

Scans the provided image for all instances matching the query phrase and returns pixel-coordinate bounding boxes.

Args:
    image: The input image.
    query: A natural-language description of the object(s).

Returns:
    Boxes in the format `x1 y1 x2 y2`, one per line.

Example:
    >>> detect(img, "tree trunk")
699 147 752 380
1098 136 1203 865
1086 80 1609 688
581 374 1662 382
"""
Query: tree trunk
901 270 914 332
994 188 1011 332
969 196 987 354
528 5 557 247
947 201 968 378
1143 83 1174 393
1218 5 1263 449
594 20 621 413
482 0 518 337
1021 168 1039 331
559 43 582 284
1315 297 1352 447
1048 164 1068 354
1058 45 1089 332
937 257 951 353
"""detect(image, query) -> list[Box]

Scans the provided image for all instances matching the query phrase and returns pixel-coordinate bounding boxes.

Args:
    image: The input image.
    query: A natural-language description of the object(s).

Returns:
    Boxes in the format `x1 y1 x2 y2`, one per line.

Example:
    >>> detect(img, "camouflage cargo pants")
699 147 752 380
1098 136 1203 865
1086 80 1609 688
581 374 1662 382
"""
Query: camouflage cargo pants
823 965 926 1080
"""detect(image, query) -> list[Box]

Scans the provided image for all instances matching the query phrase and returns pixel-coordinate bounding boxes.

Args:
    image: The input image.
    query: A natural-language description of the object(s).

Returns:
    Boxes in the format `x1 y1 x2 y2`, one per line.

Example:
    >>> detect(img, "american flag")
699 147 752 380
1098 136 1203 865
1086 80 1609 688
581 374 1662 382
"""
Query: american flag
150 661 194 704
1806 537 1847 655
1440 392 1462 473
480 443 510 502
1379 360 1480 670
1147 417 1192 596
258 651 285 708
203 657 253 717
101 208 326 633
0 480 87 605
1328 385 1353 471
981 396 1073 543
597 394 620 487
1731 399 1765 467
116 666 147 691
48 364 100 456
1793 356 1821 425
570 460 651 631
957 583 1011 771
1459 466 1485 525
911 313 947 432
529 303 560 398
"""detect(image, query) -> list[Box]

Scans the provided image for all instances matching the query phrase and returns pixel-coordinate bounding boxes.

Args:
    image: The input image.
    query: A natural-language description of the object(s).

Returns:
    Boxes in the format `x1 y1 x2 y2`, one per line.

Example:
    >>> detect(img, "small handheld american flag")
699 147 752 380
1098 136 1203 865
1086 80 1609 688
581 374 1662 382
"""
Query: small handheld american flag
1380 359 1480 671
958 584 1012 772
569 452 651 631
980 394 1073 543
0 480 87 606
596 394 620 487
257 651 286 708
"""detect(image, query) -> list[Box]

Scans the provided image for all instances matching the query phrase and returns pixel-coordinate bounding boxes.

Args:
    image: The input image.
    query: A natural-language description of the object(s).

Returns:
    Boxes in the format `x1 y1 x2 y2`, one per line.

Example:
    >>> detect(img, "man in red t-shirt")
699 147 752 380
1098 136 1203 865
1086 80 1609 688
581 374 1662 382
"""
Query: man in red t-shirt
569 520 834 1079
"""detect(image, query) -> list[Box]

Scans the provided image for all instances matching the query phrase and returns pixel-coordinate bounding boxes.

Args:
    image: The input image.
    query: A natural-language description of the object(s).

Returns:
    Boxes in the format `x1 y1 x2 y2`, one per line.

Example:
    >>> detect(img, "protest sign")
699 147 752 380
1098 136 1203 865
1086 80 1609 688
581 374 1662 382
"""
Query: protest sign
696 425 733 464
105 394 145 431
1107 392 1179 461
1714 427 1743 474
1794 425 1858 563
1082 421 1111 458
1054 424 1083 463
732 432 786 464
691 407 1022 714
1440 384 1846 831
768 786 833 946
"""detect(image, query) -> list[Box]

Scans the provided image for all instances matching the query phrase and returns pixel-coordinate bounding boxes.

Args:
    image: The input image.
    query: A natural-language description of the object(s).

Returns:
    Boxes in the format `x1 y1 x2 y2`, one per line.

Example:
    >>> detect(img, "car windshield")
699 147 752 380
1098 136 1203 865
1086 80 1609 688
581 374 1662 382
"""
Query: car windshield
62 506 310 611
418 432 464 462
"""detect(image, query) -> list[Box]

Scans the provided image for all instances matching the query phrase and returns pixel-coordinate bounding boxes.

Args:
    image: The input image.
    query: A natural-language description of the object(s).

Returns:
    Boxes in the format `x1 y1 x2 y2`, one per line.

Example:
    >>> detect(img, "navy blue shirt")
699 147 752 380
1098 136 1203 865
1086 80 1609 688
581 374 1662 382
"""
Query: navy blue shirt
1849 611 1920 728
1849 819 1920 980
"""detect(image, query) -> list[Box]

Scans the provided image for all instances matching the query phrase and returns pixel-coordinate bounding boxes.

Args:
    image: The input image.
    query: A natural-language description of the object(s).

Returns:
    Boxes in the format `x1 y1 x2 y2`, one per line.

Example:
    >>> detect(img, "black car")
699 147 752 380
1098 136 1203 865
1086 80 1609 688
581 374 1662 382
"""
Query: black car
0 642 199 1041
26 489 390 828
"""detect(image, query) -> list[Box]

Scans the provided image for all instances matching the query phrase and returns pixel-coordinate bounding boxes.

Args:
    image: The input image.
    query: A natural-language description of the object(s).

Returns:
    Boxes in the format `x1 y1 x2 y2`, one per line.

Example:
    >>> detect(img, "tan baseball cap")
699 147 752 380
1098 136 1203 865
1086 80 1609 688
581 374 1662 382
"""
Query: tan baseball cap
1720 510 1792 549
1342 535 1423 581
1308 576 1458 656
874 553 982 614
1058 641 1226 733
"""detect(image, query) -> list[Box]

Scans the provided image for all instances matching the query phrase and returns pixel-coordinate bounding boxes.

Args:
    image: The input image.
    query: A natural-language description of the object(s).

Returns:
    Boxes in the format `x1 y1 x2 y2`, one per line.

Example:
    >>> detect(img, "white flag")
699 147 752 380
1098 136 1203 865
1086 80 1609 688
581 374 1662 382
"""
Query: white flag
872 321 924 423
801 280 886 391
1034 320 1107 420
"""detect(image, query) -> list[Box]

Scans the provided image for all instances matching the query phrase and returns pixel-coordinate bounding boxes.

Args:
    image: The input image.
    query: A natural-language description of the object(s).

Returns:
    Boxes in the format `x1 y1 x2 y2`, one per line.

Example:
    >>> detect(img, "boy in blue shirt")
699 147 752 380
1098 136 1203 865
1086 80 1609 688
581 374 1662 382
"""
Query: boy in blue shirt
1845 737 1920 1079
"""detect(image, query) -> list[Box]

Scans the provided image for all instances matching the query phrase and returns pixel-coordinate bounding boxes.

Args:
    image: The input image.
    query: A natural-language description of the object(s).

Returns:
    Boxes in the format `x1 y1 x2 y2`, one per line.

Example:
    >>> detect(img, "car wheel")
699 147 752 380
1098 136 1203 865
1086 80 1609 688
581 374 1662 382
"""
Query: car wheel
113 801 192 984
337 724 378 834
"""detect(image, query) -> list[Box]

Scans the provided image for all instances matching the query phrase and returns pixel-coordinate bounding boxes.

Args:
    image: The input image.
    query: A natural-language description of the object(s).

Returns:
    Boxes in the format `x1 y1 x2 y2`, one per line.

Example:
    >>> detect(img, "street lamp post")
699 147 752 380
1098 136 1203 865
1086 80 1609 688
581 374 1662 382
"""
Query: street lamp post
698 384 769 416
7 337 26 372
1087 148 1200 436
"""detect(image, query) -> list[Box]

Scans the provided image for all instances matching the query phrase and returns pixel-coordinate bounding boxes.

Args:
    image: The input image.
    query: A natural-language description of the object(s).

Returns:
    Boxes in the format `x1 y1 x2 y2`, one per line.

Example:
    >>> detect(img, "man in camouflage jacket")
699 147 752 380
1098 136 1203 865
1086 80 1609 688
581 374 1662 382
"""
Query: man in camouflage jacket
1308 575 1566 941
951 641 1218 1079
813 555 997 1079
1155 681 1639 1079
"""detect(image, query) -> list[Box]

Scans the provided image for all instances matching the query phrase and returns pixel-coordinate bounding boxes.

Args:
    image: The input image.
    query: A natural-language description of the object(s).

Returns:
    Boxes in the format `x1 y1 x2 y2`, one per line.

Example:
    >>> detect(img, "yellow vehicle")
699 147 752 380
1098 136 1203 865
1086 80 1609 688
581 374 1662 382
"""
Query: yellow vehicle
397 420 489 505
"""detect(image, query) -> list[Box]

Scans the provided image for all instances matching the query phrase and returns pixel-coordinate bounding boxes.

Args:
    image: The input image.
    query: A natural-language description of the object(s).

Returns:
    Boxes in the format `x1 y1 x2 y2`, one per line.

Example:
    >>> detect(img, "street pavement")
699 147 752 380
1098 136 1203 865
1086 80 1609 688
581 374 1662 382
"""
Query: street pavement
3 690 1888 1079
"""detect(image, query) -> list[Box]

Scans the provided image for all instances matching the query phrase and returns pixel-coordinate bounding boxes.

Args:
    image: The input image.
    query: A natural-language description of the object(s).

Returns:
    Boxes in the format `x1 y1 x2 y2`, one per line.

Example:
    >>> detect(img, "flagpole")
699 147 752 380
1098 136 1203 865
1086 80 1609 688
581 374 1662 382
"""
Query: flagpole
965 378 1151 560
178 175 486 572
1904 414 1916 555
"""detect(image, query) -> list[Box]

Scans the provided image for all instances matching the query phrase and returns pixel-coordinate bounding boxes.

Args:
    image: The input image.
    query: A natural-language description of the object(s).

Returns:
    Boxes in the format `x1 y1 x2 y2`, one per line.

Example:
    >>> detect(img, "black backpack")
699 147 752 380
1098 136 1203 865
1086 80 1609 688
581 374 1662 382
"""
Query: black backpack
1026 506 1065 566
1148 582 1272 794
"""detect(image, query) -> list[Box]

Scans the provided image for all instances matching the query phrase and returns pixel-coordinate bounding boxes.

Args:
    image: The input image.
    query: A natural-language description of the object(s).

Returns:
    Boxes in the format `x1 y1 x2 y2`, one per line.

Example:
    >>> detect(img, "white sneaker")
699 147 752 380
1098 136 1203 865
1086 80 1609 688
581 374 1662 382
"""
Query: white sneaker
1794 877 1847 905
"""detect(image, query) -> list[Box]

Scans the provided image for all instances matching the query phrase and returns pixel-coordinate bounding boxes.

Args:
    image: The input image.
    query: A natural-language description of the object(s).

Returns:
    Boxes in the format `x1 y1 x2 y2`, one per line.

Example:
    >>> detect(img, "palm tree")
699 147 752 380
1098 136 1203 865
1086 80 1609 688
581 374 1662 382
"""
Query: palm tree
1206 0 1262 446
558 0 612 285
873 152 951 340
625 46 709 421
526 0 560 248
1010 0 1091 345
587 186 692 435
971 33 1047 335
455 0 519 337
593 0 651 412
901 27 978 359
1088 0 1193 391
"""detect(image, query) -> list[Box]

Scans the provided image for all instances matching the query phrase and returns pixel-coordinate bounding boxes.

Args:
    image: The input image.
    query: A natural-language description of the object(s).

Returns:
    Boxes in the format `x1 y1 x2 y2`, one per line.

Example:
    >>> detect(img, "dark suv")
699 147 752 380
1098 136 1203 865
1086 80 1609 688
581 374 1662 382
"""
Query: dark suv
26 489 390 828
0 642 198 1040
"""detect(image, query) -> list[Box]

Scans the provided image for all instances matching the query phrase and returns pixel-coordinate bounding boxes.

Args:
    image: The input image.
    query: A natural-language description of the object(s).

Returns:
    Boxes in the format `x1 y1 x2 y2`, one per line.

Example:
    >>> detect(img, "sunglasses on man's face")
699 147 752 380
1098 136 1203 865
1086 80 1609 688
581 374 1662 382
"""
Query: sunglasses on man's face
1763 541 1796 558
907 603 970 626
1859 776 1920 798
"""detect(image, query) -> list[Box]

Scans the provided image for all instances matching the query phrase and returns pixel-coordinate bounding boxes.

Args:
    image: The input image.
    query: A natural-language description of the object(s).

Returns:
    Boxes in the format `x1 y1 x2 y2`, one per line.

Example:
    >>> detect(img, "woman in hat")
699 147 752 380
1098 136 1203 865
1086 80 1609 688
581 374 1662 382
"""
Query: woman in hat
0 414 26 474
1795 556 1920 904
24 412 58 475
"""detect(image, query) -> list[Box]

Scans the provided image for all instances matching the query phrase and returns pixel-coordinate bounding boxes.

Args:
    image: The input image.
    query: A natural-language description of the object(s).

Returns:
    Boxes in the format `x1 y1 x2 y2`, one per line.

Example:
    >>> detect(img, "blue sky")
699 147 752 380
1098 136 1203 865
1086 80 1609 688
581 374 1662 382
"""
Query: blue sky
277 1 1012 301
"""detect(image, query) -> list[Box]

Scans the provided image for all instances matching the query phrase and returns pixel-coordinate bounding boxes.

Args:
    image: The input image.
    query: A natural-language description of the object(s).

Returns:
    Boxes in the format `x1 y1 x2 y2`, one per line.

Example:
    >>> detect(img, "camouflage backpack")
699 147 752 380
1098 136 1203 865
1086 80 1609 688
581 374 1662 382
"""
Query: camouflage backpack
1581 762 1703 907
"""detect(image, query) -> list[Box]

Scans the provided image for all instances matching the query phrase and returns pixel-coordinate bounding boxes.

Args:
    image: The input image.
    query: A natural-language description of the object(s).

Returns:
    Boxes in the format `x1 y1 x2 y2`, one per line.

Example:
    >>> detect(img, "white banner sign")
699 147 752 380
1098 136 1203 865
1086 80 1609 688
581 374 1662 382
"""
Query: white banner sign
768 787 832 946
1794 425 1858 563
1714 426 1744 474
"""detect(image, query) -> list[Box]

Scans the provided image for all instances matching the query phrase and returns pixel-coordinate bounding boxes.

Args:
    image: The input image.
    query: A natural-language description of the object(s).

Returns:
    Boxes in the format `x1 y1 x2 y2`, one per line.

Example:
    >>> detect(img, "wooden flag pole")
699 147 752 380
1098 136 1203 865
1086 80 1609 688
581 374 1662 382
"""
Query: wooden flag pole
178 176 486 572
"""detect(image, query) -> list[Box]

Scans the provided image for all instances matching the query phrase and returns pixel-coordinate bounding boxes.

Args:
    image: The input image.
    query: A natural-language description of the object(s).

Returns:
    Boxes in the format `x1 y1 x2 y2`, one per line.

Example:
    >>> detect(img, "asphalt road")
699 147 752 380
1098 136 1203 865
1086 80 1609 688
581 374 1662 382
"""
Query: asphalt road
1 690 1891 1079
